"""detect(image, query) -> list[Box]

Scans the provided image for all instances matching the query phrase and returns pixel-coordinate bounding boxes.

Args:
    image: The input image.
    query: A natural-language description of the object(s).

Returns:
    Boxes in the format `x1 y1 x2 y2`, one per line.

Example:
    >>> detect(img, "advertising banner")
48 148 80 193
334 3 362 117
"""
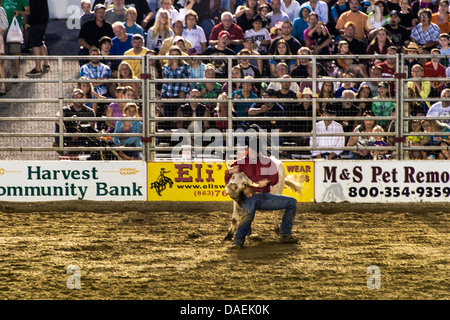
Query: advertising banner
147 161 315 202
315 161 450 203
0 161 147 202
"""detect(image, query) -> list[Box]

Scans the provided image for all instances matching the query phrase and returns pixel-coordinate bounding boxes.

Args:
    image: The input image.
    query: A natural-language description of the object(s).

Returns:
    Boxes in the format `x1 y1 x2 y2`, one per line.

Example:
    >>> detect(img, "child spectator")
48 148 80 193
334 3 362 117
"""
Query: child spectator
244 14 271 54
370 126 389 160
80 0 94 26
423 48 446 95
372 81 395 130
407 119 427 159
335 40 368 78
438 33 450 67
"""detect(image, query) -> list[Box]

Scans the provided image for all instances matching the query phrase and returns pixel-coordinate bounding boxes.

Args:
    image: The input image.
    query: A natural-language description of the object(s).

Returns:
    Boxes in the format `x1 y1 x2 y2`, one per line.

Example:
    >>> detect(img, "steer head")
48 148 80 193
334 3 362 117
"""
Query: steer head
225 163 259 206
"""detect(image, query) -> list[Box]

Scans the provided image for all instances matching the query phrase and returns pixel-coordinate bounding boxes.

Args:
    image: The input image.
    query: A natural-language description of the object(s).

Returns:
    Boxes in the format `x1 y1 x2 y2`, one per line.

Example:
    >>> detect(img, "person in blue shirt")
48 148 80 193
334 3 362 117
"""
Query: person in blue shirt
232 75 259 118
292 6 310 45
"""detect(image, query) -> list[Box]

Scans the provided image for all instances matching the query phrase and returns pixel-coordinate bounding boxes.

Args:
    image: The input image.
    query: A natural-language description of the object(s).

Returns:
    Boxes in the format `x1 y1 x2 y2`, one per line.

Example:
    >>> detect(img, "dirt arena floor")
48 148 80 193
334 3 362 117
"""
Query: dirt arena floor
0 201 448 301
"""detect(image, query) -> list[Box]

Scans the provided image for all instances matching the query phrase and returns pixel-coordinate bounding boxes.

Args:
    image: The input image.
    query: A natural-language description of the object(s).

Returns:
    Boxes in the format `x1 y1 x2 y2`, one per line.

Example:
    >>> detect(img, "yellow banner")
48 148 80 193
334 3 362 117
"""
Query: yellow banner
283 161 315 203
147 161 314 202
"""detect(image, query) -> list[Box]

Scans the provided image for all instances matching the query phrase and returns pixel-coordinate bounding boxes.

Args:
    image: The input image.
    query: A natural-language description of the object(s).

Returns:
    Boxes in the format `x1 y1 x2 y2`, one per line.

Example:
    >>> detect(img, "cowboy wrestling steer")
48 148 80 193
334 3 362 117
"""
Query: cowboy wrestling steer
223 155 299 242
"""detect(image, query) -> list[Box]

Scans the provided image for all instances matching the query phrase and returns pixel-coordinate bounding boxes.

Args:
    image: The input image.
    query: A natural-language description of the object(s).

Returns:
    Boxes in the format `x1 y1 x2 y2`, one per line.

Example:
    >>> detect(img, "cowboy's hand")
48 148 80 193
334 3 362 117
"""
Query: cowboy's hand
258 179 269 187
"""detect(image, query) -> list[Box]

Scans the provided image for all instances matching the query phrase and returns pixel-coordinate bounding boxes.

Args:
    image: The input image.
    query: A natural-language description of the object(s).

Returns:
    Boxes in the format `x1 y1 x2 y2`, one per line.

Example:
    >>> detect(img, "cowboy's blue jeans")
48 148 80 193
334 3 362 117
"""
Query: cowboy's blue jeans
233 193 297 246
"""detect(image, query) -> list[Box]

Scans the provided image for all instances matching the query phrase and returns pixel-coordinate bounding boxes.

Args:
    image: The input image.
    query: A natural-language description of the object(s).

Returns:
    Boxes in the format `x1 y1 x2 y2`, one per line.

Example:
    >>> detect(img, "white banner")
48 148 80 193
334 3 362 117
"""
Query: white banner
315 161 450 203
0 161 147 202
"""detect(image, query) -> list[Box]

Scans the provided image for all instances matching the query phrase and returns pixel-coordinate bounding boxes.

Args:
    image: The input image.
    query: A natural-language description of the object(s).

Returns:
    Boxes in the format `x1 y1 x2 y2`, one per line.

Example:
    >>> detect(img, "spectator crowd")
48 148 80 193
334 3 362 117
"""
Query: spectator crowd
5 0 450 160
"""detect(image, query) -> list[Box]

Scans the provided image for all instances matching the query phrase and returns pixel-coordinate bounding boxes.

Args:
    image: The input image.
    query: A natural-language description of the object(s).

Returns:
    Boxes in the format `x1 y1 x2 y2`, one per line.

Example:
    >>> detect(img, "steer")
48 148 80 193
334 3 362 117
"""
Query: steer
223 157 302 241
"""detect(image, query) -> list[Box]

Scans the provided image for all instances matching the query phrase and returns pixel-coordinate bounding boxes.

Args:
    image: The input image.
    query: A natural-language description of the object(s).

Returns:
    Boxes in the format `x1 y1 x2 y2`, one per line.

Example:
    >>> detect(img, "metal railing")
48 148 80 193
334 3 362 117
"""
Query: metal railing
0 53 449 161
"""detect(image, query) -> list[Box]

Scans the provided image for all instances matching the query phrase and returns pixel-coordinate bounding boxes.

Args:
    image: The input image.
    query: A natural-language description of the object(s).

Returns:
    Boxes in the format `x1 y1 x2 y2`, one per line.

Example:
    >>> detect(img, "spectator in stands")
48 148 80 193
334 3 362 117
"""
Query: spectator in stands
158 0 180 26
177 88 211 132
244 14 271 54
334 21 367 55
330 0 351 38
372 81 396 130
124 0 153 29
310 107 345 160
76 76 102 114
221 65 258 95
383 10 411 49
105 0 126 24
213 92 237 132
423 48 446 95
248 89 286 133
269 39 296 77
159 20 192 56
209 11 245 53
257 3 271 31
292 6 311 46
189 56 206 80
370 126 389 160
366 27 394 56
242 38 263 76
281 0 301 22
291 46 313 79
3 0 29 79
98 36 114 72
335 40 368 78
182 0 214 39
160 46 191 126
235 0 259 33
123 7 144 37
427 88 450 124
439 33 450 67
195 64 222 111
411 0 436 17
104 86 127 132
266 0 290 29
80 0 94 26
407 63 431 113
398 0 418 31
269 20 302 56
0 4 8 95
336 0 374 42
237 48 261 80
336 89 362 133
79 4 114 58
124 34 149 79
117 60 140 98
403 42 422 77
420 119 450 159
267 64 300 92
300 0 329 25
334 72 357 98
232 75 258 118
431 0 450 33
411 8 440 53
347 110 383 159
355 84 373 115
203 30 236 78
368 0 391 30
376 45 397 96
80 47 112 98
113 102 143 160
55 88 96 148
407 119 427 159
317 80 335 116
109 21 133 75
182 9 207 54
147 9 173 54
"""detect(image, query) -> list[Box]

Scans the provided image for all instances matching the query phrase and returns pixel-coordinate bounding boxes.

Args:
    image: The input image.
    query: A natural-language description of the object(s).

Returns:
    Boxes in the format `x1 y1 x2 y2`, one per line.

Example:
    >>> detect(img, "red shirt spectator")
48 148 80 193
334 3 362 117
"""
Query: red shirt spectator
209 12 244 51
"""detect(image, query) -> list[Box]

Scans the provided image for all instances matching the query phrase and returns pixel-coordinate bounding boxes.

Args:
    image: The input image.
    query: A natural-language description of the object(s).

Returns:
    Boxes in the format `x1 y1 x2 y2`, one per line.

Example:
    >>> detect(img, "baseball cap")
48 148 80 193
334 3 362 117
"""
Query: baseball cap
72 88 84 98
390 10 400 17
344 21 356 29
94 3 106 11
173 36 185 44
218 30 231 39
